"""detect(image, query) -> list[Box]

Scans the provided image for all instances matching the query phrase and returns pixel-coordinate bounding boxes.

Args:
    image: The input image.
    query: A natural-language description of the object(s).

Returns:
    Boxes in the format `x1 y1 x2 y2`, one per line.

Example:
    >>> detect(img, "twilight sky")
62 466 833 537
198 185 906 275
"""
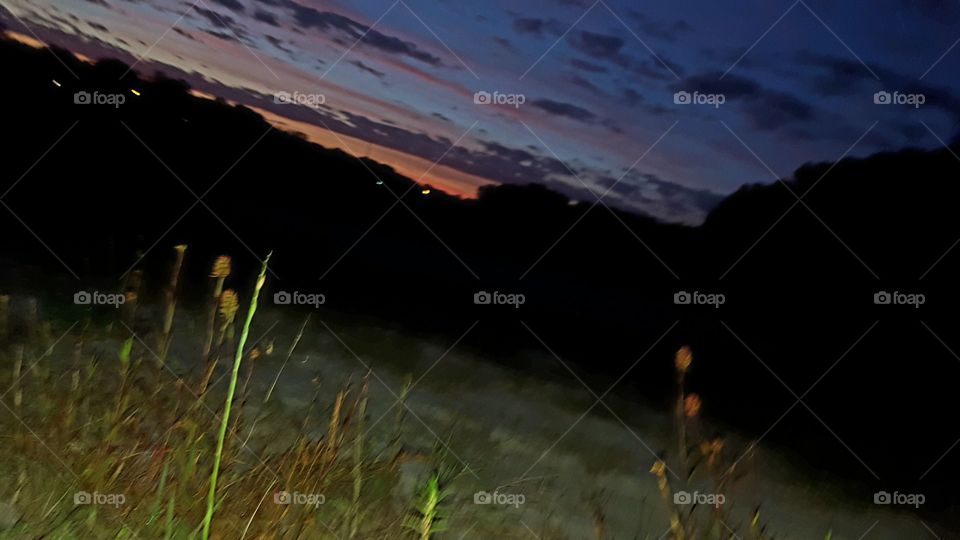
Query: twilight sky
3 0 960 223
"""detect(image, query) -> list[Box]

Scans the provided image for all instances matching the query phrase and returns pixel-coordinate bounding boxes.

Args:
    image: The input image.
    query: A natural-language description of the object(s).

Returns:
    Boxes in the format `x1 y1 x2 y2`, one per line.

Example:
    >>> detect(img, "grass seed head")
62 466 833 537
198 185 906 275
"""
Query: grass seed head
700 438 724 466
675 346 693 375
210 256 232 279
219 290 239 319
684 393 701 419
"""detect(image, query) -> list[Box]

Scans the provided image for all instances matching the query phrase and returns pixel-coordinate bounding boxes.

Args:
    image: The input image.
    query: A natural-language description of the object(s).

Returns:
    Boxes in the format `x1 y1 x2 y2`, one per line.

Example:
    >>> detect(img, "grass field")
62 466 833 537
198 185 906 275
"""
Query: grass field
0 249 943 539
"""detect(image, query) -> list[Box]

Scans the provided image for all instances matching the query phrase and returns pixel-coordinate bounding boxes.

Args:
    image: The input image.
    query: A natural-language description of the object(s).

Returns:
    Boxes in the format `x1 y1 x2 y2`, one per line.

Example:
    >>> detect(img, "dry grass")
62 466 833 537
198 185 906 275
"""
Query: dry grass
0 248 427 539
0 246 789 539
647 346 782 540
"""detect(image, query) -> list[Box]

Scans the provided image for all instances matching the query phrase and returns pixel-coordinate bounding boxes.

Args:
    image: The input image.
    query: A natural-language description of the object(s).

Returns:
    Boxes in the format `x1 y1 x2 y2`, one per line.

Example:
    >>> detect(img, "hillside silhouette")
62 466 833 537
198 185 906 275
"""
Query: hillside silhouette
2 36 960 519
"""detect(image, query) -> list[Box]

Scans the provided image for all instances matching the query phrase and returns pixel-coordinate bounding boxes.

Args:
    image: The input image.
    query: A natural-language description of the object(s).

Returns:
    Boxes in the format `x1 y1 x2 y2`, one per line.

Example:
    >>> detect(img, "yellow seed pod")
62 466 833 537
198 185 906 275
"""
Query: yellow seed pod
684 393 702 418
219 289 239 318
675 346 693 374
210 256 232 279
700 438 724 456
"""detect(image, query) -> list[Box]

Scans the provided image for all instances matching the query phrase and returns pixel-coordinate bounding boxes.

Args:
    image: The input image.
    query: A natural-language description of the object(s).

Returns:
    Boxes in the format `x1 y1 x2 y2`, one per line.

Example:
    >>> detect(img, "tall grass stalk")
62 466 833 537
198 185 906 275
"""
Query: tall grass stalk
198 289 239 395
650 459 684 540
12 343 25 508
201 252 271 540
264 314 309 403
393 374 412 448
112 336 134 422
349 375 369 539
159 245 187 363
12 344 23 412
241 314 310 449
202 256 232 359
675 346 692 469
408 475 442 540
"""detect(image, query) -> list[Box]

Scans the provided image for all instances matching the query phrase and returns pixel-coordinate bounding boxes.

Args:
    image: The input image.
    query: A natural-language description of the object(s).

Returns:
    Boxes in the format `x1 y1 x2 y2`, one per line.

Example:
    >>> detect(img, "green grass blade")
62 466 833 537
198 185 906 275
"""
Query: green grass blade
201 253 271 540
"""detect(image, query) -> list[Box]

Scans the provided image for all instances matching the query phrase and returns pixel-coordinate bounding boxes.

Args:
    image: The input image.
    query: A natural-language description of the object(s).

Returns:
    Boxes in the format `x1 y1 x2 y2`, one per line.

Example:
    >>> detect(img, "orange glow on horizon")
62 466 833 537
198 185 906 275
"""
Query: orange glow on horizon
251 106 495 199
5 31 94 63
188 89 218 101
5 31 45 49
